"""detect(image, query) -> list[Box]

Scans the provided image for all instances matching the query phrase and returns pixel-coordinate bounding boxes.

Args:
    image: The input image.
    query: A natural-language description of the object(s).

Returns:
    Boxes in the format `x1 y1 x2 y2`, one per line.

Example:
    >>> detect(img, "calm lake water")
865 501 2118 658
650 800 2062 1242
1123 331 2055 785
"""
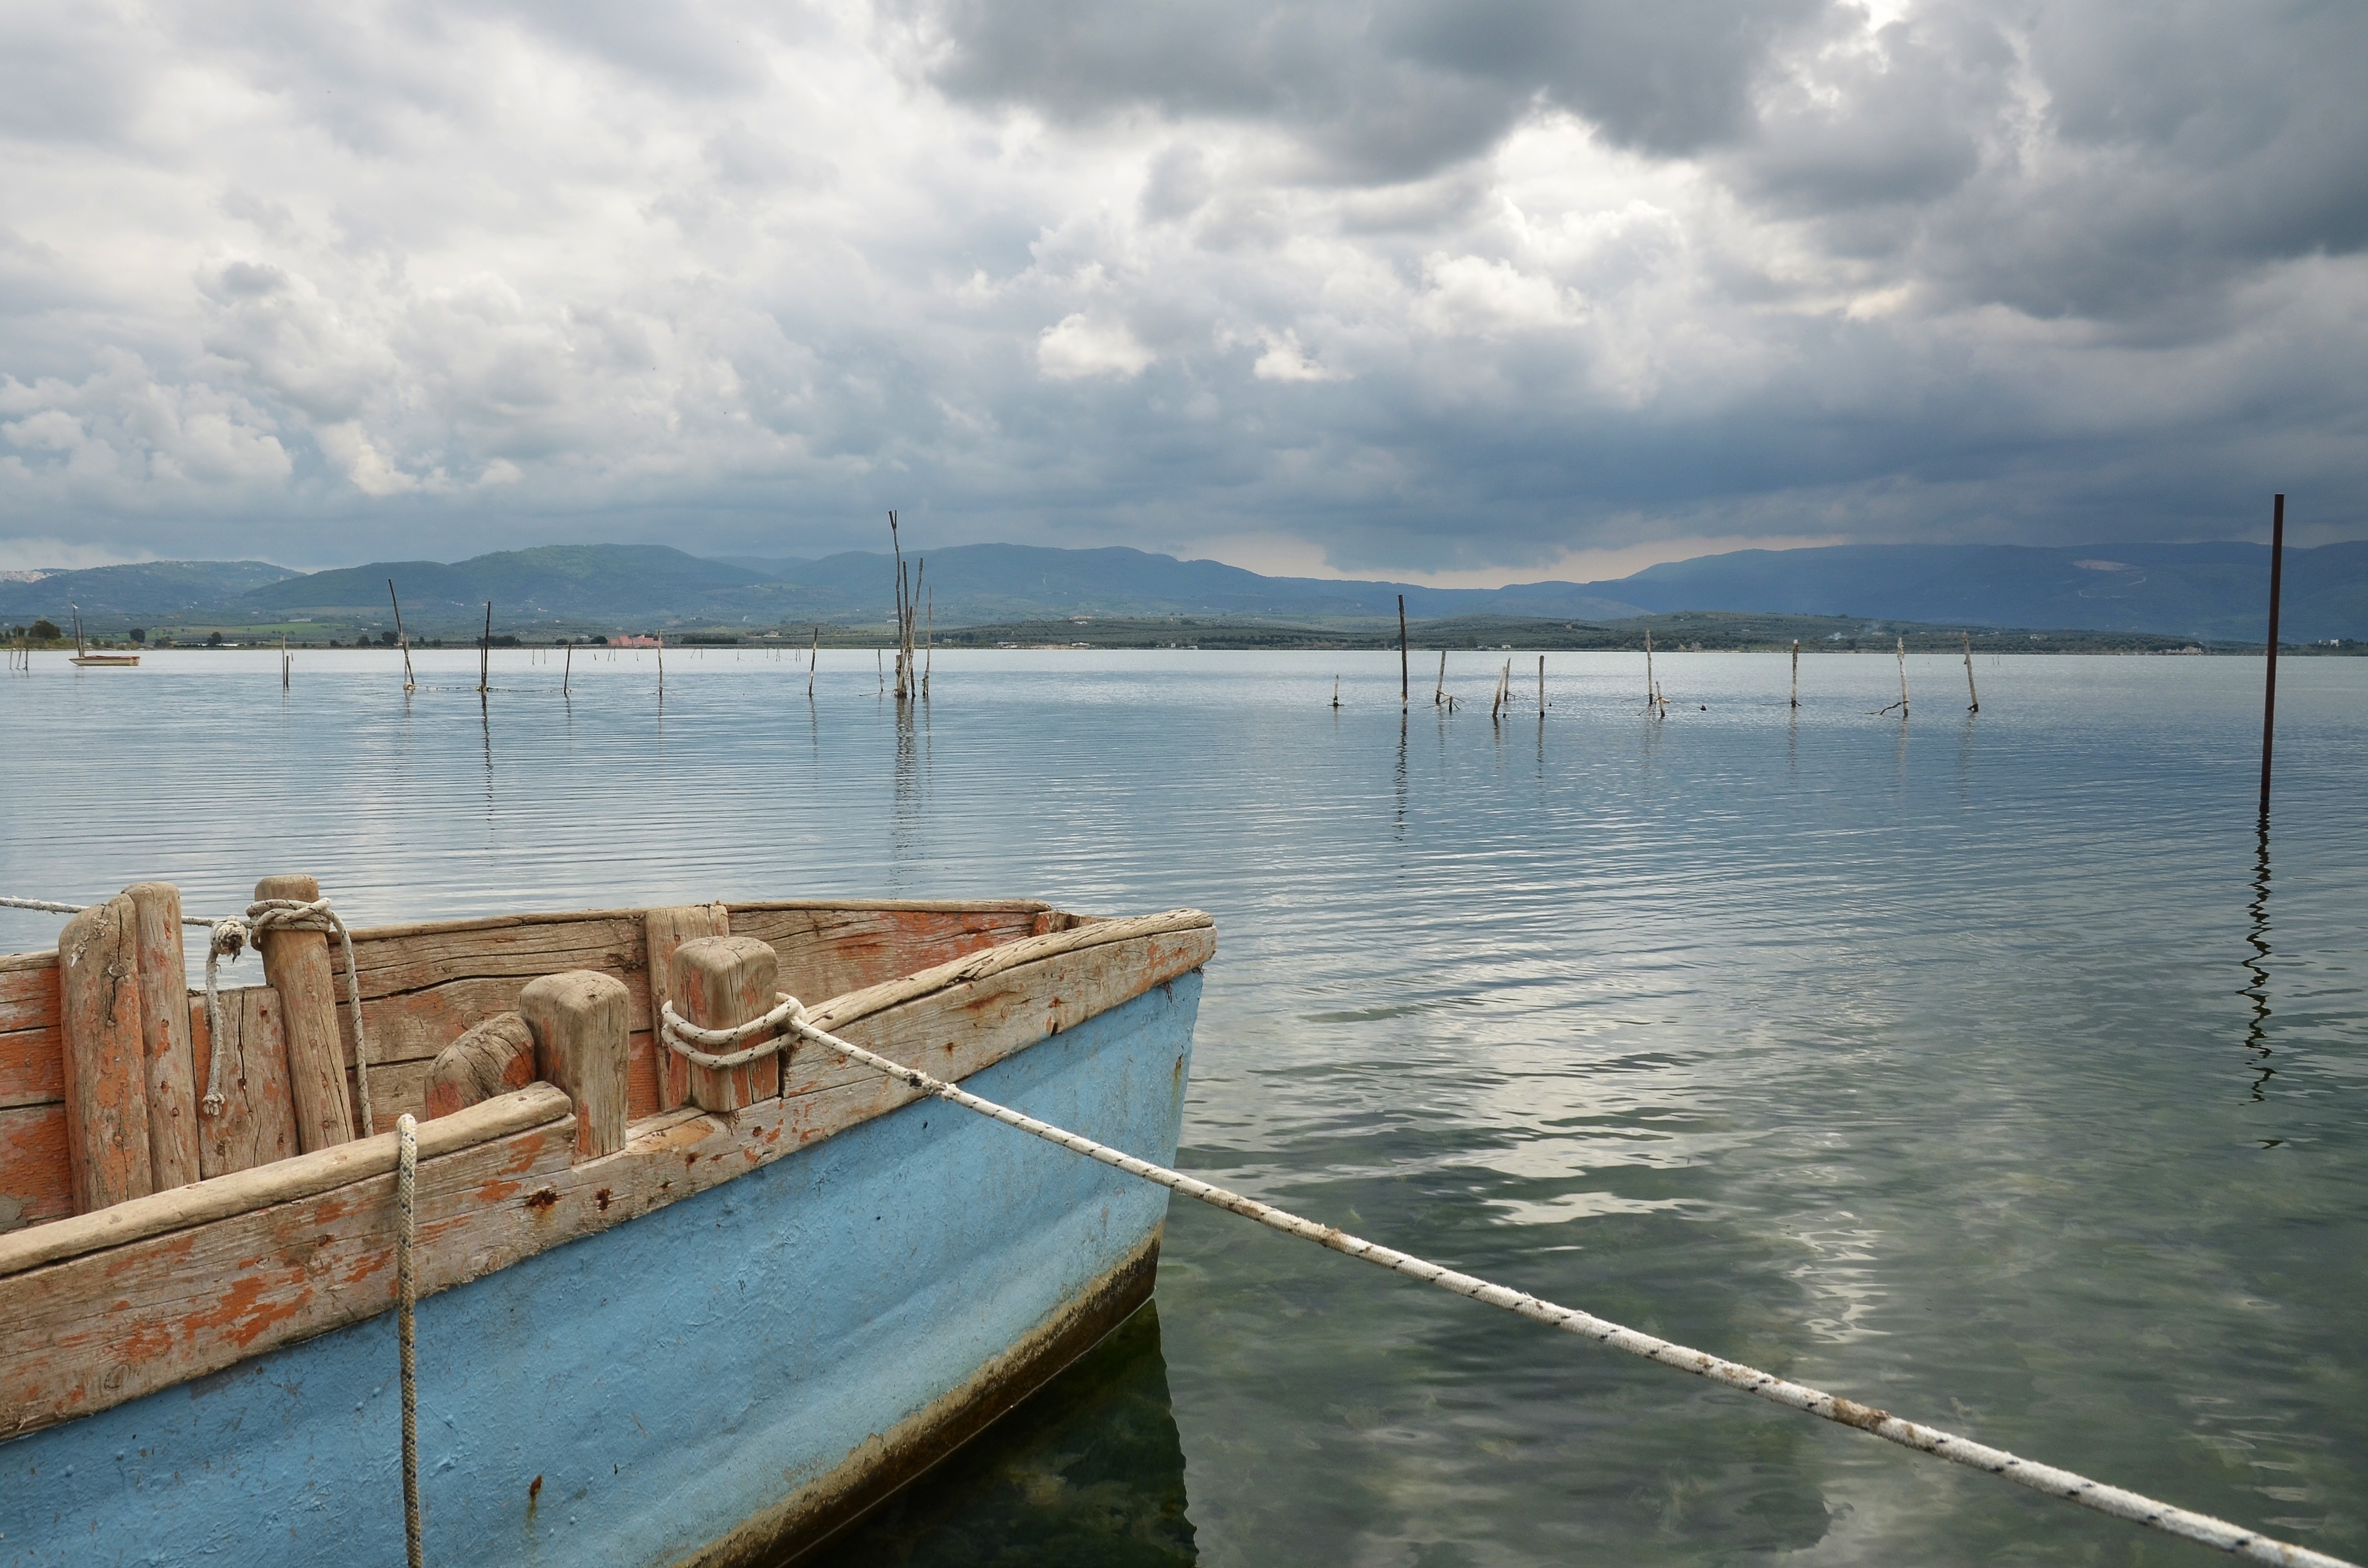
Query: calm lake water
3 645 2364 1567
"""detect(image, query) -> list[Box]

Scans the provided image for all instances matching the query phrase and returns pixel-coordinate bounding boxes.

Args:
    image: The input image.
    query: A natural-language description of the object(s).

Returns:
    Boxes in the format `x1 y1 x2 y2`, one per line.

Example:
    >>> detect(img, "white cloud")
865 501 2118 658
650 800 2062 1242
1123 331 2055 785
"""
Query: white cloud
1035 313 1154 380
1249 329 1346 383
315 422 425 496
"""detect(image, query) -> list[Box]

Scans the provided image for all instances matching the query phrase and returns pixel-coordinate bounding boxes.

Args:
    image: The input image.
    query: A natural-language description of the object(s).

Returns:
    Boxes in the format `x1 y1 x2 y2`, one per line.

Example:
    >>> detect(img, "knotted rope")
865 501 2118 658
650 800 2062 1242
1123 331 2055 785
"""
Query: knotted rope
396 1113 423 1568
6 891 377 1135
201 897 377 1135
656 994 2355 1568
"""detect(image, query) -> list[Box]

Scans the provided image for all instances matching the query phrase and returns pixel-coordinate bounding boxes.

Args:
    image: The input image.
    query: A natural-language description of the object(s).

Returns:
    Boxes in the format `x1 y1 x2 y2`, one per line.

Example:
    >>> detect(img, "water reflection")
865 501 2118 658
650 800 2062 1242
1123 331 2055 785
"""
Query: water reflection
891 699 928 886
800 1302 1195 1567
2242 812 2276 1104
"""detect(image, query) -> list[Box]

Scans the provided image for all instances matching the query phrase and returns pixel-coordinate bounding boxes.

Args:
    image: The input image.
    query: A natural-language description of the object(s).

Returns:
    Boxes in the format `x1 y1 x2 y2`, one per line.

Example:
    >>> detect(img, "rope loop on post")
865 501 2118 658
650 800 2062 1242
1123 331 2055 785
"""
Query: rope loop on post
200 896 378 1133
655 992 808 1070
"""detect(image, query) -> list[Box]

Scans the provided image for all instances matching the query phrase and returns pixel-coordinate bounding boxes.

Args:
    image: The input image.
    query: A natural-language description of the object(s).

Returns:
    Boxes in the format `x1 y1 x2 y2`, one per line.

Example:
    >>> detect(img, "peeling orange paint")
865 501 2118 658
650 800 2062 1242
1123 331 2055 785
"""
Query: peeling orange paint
178 1274 314 1351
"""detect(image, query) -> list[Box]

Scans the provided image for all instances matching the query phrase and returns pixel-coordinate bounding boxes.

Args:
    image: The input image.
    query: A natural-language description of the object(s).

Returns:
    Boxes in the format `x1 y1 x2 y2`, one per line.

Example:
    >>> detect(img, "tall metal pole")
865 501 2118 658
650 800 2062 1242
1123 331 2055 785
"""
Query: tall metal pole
2259 494 2285 816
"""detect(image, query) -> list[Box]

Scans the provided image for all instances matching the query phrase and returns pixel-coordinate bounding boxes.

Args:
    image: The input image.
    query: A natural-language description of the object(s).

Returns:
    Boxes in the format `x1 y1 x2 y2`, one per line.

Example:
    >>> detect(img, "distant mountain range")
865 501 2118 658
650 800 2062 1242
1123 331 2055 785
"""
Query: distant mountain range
3 538 2358 643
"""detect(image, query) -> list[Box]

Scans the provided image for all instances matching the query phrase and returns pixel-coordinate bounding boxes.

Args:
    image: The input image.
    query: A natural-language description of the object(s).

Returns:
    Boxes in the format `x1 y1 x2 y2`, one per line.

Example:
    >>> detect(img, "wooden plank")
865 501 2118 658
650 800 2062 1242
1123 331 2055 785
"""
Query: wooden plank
252 874 355 1152
0 1026 62 1112
644 905 730 1113
342 912 651 1004
58 897 151 1211
0 1105 70 1234
0 956 65 1114
726 905 1045 1004
356 1057 434 1136
127 883 200 1190
0 1099 577 1438
0 954 59 1033
0 918 1212 1436
191 986 299 1181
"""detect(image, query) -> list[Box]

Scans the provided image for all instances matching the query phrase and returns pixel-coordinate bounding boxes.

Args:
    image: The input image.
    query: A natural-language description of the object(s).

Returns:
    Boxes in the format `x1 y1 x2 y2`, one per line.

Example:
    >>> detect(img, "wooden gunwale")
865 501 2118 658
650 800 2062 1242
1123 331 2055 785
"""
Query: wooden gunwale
0 910 1215 1440
349 897 1053 949
0 1085 571 1279
2 899 1098 1214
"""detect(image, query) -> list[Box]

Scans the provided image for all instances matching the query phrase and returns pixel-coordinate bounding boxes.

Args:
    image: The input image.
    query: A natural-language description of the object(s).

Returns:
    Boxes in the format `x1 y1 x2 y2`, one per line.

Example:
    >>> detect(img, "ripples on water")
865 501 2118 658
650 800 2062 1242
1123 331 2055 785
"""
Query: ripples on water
3 647 2364 1566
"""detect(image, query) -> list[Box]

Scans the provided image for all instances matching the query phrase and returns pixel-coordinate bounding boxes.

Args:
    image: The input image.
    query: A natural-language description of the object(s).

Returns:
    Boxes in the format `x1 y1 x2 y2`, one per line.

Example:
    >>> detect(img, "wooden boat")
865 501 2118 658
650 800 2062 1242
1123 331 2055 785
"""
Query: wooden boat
0 879 1215 1566
66 604 138 666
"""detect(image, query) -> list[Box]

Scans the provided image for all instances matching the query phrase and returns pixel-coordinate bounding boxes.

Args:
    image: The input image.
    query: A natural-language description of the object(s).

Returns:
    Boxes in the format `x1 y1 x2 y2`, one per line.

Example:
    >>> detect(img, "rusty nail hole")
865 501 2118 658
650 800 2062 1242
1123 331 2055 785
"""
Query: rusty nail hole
529 1474 543 1503
524 1188 559 1212
594 1189 612 1213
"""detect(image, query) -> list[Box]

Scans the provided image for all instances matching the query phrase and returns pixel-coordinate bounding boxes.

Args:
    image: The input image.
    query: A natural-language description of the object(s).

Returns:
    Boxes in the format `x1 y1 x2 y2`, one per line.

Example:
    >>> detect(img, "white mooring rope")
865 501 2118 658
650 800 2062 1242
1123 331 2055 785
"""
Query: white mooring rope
396 1112 423 1568
660 995 2356 1568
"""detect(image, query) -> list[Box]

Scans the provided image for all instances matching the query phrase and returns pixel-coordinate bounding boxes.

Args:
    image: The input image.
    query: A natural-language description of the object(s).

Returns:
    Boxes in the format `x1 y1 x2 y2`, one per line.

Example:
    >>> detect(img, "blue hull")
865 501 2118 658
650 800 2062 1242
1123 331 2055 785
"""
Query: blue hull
2 974 1201 1567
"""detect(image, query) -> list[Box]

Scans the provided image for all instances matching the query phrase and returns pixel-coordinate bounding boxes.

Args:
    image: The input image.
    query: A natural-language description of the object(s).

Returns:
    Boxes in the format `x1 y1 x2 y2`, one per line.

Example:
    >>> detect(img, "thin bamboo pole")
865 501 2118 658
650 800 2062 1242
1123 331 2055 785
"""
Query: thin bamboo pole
808 625 819 698
477 603 491 694
1895 636 1908 719
923 587 933 698
656 636 664 701
1537 655 1545 716
1790 639 1799 709
1961 631 1979 713
1331 675 1341 709
563 639 571 695
1434 648 1446 706
1644 629 1656 708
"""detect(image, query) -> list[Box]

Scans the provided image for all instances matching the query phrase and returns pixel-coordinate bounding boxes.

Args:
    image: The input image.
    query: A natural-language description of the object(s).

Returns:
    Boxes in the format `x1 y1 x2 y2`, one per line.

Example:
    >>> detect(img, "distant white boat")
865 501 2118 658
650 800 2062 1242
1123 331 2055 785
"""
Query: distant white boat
66 605 138 667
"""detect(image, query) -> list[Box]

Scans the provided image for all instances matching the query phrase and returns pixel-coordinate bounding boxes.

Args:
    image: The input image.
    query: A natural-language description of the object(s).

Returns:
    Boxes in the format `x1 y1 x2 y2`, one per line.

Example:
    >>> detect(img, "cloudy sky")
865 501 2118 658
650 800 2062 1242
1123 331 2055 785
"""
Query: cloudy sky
2 0 2362 579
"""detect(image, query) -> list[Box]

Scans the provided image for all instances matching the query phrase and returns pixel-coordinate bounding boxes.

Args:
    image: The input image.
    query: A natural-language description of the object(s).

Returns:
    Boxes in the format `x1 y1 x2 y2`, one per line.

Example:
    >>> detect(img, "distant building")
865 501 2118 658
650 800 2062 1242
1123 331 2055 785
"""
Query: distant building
610 634 662 647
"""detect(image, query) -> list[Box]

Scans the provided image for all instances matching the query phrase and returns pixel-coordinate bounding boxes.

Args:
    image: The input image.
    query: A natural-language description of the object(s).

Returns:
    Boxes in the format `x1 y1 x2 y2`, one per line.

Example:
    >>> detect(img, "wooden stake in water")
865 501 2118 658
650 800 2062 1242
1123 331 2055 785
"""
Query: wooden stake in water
923 586 933 699
477 603 492 694
2261 492 2286 815
1790 639 1799 710
1644 629 1656 708
1961 631 1979 713
1434 648 1446 706
1895 636 1909 719
1537 654 1545 716
388 580 417 692
1398 594 1409 708
1332 675 1342 710
563 639 572 695
656 635 664 701
808 625 819 699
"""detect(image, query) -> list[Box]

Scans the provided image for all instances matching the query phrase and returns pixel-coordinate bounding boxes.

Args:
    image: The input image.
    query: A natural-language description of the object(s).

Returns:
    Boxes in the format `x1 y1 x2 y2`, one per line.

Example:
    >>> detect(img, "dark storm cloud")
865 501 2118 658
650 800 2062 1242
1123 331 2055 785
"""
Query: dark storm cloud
908 0 1825 177
0 0 2362 575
